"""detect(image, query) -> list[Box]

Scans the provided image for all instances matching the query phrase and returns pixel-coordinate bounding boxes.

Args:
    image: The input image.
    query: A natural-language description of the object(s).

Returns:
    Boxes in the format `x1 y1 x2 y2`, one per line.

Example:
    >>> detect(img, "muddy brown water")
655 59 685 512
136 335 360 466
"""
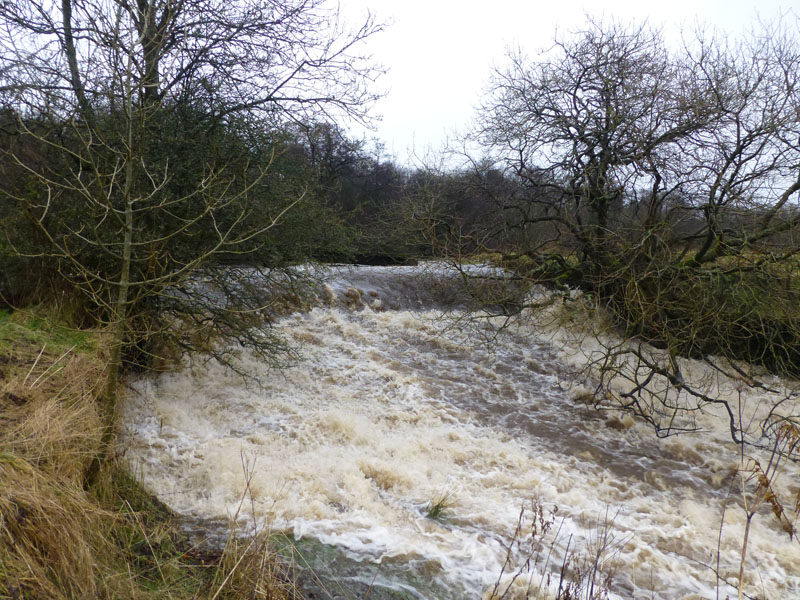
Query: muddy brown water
121 264 800 599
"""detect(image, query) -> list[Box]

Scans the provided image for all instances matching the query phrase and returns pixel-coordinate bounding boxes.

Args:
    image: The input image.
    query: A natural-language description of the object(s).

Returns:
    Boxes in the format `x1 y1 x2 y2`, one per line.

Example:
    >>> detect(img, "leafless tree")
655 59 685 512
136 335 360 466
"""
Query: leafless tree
458 18 800 452
0 0 383 476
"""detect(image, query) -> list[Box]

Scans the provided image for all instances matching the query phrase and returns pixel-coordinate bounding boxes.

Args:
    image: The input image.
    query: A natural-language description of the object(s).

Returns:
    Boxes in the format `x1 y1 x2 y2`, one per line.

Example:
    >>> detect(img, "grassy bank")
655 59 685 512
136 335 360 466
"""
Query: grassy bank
0 307 297 600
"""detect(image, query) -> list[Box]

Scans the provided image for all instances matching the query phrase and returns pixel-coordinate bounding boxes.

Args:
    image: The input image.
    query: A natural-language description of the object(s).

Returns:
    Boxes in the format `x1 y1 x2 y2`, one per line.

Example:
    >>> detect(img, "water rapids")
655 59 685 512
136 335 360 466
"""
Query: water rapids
120 264 800 599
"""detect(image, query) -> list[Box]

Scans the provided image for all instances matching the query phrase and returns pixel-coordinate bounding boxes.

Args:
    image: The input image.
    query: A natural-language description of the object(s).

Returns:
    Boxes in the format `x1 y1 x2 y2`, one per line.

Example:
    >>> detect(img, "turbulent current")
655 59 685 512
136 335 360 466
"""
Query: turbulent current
120 264 800 599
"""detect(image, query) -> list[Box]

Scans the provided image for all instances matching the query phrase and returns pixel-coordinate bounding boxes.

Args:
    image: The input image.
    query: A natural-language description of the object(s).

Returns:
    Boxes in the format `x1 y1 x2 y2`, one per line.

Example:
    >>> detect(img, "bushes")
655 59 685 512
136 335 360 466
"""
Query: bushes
600 258 800 377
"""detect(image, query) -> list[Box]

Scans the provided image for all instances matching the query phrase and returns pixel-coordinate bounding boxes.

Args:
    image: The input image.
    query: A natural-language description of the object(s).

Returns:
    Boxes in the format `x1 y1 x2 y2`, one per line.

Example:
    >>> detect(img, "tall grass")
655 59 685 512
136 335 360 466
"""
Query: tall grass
489 500 625 600
0 307 299 600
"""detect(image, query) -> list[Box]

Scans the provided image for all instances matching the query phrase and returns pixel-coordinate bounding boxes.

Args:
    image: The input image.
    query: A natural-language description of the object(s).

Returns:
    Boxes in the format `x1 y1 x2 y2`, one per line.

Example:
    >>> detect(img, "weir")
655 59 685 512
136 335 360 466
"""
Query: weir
120 264 800 599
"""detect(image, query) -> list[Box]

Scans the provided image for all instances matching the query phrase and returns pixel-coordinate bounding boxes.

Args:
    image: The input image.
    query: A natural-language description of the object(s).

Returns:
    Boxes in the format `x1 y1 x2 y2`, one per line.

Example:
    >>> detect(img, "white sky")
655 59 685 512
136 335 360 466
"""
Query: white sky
340 0 797 165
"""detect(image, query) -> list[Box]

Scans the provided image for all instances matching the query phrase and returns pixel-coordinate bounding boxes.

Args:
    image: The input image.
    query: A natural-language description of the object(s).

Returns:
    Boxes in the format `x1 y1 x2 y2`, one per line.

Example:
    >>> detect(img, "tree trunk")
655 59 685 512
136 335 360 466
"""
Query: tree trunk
61 0 96 128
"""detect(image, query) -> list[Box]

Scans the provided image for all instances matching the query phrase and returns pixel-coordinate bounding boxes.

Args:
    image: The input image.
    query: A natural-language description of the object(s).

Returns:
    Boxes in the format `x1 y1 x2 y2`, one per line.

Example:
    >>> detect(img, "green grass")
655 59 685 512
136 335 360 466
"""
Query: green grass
425 490 455 521
0 306 95 357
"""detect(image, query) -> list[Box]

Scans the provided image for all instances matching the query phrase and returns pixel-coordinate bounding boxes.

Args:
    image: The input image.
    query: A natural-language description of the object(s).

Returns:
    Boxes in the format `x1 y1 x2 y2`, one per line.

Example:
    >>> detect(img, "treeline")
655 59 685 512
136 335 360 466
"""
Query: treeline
0 113 368 302
0 112 509 292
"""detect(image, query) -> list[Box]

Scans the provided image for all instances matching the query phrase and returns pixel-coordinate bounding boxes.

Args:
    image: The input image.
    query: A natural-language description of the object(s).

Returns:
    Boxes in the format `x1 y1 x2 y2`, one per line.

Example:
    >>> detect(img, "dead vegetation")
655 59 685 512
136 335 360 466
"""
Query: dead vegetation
0 307 301 600
489 500 626 600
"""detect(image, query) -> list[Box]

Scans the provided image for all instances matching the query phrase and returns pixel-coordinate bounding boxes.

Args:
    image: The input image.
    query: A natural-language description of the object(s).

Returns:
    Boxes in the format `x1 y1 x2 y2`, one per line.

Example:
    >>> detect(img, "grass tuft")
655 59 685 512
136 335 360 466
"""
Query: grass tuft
425 489 455 521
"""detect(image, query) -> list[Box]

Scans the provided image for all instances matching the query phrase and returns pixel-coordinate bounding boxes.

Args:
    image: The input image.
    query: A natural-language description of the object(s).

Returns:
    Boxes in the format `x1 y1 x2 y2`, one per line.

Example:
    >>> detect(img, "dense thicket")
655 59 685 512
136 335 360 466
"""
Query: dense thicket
0 0 383 366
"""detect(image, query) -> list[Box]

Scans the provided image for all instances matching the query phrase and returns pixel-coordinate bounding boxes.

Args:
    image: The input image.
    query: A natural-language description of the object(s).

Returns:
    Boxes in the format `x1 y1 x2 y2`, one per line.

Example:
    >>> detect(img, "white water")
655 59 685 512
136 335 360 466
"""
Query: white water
120 265 800 599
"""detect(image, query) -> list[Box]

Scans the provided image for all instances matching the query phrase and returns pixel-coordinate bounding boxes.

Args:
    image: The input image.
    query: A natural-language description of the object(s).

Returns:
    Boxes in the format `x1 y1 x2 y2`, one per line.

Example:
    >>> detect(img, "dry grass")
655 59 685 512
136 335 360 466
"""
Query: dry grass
0 353 106 484
0 309 117 599
0 454 119 599
204 531 299 600
0 307 300 600
489 500 626 600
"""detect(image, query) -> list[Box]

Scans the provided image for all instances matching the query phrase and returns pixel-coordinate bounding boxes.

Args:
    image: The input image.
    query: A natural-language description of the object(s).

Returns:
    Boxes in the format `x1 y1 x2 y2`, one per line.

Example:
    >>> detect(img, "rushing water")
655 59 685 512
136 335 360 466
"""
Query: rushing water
120 264 800 599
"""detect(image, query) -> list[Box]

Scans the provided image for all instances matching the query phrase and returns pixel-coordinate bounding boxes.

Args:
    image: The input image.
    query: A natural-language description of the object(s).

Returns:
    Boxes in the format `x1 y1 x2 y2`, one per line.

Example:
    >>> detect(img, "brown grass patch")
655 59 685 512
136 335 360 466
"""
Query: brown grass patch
0 454 119 599
0 311 300 599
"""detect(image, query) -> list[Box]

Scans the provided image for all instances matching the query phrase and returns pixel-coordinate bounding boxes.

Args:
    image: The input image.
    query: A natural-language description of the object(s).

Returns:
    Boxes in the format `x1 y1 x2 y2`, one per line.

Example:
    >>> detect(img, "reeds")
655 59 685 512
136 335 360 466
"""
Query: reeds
488 500 626 600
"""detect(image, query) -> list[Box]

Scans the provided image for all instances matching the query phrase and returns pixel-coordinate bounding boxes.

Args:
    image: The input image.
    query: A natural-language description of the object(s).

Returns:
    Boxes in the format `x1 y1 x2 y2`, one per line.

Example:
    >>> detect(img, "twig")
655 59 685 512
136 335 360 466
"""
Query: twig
31 344 77 388
23 344 46 387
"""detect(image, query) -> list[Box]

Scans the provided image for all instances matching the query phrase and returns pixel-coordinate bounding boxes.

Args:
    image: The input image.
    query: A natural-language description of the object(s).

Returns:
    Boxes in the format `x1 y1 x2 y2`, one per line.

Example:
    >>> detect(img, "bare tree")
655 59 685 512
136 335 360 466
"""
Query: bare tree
474 21 713 267
458 18 800 452
0 0 383 477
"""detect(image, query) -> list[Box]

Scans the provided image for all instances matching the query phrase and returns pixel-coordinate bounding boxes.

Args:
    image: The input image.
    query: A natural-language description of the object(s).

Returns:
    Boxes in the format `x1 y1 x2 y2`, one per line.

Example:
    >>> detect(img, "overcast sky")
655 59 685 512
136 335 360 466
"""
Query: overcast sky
340 0 796 165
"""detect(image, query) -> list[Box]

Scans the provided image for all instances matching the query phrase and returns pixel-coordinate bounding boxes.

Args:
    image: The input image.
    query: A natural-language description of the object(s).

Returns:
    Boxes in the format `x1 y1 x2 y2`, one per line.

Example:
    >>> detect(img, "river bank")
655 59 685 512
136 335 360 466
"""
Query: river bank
0 307 299 600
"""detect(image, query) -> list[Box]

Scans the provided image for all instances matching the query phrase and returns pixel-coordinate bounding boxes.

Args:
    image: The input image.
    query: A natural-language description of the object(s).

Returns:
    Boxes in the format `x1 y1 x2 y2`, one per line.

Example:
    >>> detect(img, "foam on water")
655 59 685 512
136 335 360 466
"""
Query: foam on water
120 265 800 599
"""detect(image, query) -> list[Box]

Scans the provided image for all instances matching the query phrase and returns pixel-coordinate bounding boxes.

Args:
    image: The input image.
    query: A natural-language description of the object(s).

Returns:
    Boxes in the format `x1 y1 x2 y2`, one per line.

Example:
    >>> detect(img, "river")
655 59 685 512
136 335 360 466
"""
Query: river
120 264 800 599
